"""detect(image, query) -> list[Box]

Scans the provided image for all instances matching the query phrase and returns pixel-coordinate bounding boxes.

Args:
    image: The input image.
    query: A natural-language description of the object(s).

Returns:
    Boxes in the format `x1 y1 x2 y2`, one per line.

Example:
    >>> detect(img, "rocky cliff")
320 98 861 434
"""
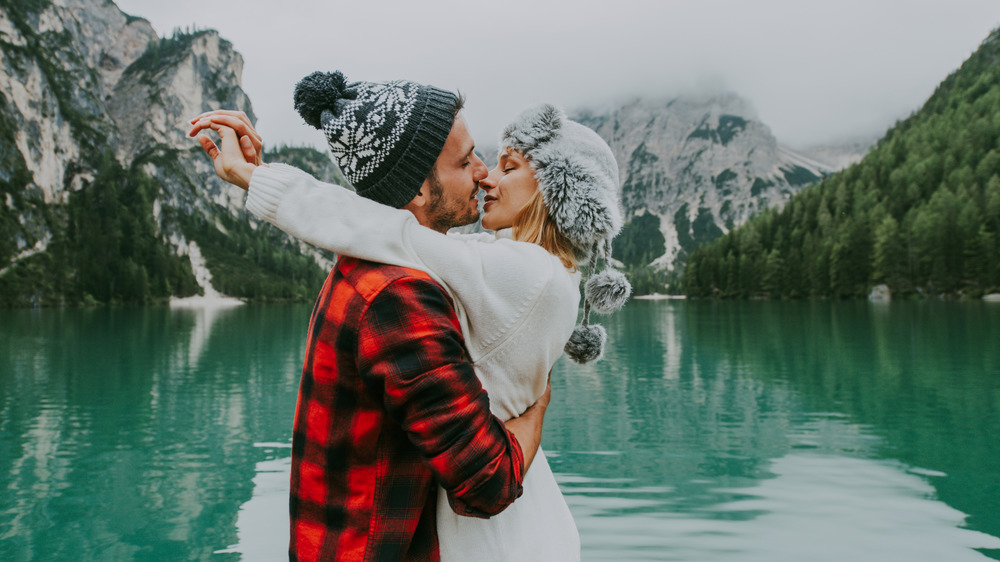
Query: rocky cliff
575 95 867 272
0 0 342 306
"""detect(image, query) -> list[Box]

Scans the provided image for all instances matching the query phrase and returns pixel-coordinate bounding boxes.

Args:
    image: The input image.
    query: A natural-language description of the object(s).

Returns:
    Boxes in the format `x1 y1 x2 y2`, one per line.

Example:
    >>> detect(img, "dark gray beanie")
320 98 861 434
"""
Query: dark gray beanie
294 71 458 208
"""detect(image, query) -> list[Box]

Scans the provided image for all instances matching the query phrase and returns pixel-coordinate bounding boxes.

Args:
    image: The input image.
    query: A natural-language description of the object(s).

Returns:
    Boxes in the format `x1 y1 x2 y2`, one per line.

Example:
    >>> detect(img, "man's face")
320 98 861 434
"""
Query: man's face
423 115 488 233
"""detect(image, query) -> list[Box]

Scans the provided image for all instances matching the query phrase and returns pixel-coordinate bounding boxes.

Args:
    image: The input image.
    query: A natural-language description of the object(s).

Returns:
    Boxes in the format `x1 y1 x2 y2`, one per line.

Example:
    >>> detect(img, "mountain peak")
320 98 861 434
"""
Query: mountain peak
575 93 851 273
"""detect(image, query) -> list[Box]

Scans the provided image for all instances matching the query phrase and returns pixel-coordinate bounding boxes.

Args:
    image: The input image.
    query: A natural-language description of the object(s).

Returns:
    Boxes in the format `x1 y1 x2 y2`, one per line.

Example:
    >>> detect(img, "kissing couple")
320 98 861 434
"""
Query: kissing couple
190 70 630 561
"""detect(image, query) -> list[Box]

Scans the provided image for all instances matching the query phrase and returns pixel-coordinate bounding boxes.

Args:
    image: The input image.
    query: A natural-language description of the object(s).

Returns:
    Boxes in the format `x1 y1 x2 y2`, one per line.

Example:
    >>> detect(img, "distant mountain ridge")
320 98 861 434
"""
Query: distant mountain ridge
574 94 867 276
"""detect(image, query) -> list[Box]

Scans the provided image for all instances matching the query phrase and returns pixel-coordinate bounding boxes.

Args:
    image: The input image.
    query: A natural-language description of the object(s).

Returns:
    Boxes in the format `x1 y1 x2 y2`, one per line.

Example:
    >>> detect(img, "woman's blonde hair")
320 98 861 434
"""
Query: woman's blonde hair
512 190 577 271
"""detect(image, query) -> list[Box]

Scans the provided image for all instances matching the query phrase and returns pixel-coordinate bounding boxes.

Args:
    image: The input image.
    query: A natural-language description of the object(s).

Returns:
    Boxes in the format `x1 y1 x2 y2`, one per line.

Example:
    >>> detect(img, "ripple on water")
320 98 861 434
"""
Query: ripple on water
564 452 1000 561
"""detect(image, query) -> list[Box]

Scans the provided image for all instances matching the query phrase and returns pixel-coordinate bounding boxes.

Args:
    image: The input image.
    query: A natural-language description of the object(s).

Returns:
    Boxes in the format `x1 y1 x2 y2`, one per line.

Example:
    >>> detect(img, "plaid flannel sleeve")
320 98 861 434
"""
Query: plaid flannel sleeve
357 276 525 518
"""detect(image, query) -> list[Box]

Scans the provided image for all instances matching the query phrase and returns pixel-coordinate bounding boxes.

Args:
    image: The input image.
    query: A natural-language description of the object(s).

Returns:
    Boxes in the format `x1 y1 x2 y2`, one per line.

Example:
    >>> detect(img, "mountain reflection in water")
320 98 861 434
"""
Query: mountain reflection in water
2 301 999 561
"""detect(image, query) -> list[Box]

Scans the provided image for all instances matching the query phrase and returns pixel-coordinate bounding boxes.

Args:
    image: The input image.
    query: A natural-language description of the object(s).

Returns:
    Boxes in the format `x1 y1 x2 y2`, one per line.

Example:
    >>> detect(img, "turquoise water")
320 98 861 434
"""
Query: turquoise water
1 300 999 560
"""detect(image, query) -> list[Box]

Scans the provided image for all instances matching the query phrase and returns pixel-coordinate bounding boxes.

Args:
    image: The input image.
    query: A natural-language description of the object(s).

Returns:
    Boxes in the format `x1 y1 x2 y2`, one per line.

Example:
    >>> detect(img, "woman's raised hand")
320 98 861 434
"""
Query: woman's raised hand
194 123 257 190
189 110 263 166
189 110 267 190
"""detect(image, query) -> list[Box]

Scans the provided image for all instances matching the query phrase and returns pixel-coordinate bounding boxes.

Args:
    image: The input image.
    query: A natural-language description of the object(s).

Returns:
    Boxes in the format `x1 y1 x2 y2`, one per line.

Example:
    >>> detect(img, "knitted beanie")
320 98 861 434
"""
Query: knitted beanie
500 104 632 364
293 71 458 208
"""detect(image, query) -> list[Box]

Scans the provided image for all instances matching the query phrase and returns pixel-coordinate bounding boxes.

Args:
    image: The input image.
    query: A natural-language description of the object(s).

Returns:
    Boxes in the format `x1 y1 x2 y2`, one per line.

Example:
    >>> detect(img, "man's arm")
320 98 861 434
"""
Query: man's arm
504 380 549 471
357 276 546 518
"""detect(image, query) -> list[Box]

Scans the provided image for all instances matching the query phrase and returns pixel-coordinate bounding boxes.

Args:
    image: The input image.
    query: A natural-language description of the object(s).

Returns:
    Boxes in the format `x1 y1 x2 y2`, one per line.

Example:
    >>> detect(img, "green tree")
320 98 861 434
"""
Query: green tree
873 215 906 289
762 249 785 296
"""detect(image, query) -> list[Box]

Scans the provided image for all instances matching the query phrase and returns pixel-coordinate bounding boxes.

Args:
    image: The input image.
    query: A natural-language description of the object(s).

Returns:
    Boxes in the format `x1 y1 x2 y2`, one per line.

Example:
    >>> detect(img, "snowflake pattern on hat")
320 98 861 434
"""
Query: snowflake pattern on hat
322 80 418 184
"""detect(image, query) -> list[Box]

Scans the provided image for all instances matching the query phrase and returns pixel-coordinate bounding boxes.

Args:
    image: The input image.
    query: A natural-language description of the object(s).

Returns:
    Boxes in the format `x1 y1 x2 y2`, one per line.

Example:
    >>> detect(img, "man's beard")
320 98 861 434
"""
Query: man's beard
426 170 480 232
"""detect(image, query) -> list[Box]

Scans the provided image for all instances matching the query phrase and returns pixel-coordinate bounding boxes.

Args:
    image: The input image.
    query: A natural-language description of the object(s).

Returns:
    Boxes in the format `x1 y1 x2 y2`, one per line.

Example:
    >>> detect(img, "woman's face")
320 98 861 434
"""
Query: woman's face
479 149 538 231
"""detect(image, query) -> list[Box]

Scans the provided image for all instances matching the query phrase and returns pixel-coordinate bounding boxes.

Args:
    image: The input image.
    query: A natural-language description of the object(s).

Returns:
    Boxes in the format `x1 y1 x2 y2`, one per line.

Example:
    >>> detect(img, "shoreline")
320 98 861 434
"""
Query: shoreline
634 293 686 300
169 295 245 308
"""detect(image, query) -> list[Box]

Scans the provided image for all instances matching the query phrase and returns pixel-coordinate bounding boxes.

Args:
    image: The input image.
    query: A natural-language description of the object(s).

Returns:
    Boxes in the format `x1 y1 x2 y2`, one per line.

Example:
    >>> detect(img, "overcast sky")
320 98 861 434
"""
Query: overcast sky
114 0 1000 151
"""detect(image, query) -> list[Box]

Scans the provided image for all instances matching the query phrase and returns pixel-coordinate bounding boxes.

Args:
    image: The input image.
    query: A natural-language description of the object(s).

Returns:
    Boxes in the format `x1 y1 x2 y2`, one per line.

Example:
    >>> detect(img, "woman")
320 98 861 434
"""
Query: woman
195 73 630 560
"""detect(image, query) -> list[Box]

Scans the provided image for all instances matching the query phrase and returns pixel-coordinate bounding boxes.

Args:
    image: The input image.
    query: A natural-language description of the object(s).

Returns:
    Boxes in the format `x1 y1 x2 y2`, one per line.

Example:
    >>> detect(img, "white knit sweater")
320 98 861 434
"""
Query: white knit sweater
246 163 581 560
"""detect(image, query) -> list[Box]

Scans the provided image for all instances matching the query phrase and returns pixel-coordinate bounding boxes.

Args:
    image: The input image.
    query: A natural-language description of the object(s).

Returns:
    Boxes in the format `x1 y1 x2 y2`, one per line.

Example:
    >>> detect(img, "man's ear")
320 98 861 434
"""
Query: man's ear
413 181 431 208
402 180 431 221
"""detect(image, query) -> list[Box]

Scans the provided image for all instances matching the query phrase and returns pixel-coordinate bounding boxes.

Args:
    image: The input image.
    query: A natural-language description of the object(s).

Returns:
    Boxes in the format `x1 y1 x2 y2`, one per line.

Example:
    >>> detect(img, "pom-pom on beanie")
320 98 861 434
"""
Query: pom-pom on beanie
586 267 631 315
565 324 607 364
500 104 632 364
293 71 459 209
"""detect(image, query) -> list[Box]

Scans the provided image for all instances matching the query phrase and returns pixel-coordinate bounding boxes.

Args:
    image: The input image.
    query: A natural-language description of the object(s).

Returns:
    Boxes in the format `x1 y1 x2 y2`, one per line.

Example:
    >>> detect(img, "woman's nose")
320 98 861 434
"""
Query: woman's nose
480 166 501 190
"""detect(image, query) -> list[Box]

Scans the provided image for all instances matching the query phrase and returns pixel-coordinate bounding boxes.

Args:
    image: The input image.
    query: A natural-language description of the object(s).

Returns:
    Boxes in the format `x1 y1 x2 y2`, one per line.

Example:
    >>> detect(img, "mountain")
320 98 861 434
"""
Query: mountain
574 95 867 290
0 0 343 306
683 27 1000 299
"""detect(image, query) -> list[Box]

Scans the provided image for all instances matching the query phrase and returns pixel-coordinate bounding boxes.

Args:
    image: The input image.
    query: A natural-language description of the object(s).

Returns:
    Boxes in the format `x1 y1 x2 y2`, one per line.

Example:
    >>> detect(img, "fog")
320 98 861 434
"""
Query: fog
115 0 1000 149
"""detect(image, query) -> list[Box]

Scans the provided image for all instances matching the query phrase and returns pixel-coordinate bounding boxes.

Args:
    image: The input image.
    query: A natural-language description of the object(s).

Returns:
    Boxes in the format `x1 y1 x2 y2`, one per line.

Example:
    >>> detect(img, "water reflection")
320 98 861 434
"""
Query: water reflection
2 301 1000 560
674 300 1000 550
557 411 1000 561
217 443 291 561
546 300 1000 560
170 303 242 369
0 305 309 560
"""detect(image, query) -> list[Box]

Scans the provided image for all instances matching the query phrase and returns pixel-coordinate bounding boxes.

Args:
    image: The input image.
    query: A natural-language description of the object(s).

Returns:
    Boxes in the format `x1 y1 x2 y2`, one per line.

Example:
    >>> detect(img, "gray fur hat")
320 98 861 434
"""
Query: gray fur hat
501 104 632 364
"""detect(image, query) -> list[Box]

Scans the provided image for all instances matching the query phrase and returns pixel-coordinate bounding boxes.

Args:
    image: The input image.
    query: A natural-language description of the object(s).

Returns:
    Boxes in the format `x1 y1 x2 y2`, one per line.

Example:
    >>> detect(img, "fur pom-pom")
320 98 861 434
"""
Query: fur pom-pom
501 104 564 153
586 269 632 314
294 71 353 129
564 323 607 364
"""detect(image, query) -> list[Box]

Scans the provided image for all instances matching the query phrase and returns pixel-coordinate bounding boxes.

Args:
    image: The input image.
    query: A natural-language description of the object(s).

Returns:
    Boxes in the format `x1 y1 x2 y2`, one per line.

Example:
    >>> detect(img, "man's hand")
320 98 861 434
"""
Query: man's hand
503 378 552 471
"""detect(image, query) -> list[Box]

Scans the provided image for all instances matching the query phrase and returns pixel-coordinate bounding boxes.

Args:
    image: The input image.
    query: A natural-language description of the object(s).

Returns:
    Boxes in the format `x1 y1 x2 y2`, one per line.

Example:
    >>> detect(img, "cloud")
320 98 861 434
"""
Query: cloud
115 0 1000 149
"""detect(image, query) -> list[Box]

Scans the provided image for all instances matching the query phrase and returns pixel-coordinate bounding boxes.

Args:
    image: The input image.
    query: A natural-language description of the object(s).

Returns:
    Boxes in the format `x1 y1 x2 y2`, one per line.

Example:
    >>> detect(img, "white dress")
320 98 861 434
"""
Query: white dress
246 164 582 561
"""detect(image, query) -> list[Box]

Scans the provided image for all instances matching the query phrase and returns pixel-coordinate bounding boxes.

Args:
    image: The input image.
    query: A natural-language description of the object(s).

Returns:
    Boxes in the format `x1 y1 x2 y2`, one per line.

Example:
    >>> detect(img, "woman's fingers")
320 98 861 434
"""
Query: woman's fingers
188 114 263 165
191 111 257 144
188 114 259 142
240 135 259 163
188 111 255 134
191 120 255 190
197 134 220 160
215 125 255 189
189 109 252 125
216 125 242 159
219 116 260 145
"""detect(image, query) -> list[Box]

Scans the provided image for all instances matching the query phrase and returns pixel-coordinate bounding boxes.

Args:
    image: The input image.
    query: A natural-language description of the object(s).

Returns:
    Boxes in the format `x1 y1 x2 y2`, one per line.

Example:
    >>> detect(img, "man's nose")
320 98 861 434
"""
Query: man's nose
472 154 488 182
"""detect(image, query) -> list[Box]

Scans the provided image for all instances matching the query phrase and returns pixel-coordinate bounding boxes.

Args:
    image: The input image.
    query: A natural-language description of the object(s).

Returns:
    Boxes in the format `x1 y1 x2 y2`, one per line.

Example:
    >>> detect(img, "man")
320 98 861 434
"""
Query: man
190 71 550 561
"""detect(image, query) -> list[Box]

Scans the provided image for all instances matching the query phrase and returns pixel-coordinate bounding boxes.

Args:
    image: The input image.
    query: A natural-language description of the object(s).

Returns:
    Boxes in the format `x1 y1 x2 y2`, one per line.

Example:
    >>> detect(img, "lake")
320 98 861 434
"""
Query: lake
2 300 999 561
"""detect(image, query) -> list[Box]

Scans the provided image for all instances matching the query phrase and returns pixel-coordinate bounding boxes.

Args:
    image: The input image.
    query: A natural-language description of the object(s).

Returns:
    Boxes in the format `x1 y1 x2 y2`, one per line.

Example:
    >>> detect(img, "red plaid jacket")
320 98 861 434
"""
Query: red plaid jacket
289 256 526 561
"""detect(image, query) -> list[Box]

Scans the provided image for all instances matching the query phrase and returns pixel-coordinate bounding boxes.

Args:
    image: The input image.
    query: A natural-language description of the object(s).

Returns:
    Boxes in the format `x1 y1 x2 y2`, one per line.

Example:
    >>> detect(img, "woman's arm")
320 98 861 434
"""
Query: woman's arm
248 163 559 360
248 163 423 270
